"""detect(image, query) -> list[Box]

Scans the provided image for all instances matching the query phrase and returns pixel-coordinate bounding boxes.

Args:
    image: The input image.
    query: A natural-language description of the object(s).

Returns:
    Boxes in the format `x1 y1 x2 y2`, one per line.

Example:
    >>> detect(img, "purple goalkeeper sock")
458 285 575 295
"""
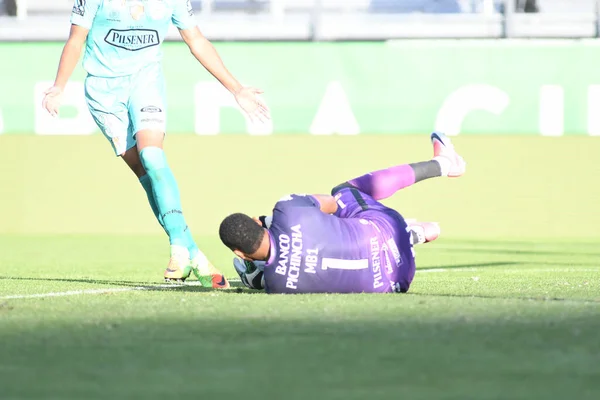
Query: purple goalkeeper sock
347 161 441 200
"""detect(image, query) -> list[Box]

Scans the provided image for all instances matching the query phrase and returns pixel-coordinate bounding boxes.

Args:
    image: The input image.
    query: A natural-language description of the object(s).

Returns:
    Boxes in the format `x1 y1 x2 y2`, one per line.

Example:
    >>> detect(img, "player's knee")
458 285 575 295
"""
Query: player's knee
127 160 145 178
121 147 146 178
139 146 167 172
136 129 164 150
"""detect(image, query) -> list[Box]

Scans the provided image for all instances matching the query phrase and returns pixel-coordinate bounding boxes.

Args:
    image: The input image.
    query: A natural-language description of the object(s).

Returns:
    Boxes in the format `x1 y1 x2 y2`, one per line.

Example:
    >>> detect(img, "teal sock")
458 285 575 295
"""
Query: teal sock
140 172 199 257
139 174 165 230
139 147 190 249
185 230 200 260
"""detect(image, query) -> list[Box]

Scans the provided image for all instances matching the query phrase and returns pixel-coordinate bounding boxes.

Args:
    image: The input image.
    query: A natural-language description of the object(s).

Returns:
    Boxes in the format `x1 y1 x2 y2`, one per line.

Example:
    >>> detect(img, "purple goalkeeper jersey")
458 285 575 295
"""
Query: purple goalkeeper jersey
262 192 416 294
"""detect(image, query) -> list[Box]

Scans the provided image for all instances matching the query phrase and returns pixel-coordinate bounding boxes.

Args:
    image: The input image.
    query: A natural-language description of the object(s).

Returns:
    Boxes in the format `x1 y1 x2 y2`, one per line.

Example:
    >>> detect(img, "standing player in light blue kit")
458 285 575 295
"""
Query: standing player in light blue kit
42 0 270 287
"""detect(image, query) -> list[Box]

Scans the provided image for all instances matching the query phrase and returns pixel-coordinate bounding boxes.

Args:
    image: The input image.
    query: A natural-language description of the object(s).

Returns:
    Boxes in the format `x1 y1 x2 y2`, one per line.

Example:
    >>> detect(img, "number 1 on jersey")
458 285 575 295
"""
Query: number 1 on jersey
321 258 369 271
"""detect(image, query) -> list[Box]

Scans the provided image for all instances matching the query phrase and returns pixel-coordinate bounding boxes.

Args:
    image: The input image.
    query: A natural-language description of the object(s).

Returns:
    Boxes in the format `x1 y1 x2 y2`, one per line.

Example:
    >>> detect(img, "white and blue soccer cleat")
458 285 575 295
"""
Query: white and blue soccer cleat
430 132 466 178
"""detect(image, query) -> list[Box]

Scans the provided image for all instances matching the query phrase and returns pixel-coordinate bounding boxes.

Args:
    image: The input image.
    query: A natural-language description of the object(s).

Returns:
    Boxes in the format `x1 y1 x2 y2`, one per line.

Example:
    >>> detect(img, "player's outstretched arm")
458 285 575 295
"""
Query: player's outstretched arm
178 27 270 123
179 27 239 93
43 25 88 117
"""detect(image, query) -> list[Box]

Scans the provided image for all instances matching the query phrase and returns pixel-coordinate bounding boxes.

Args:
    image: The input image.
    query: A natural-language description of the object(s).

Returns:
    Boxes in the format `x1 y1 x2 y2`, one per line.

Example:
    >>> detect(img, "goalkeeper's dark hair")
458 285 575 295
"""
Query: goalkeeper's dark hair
219 213 265 254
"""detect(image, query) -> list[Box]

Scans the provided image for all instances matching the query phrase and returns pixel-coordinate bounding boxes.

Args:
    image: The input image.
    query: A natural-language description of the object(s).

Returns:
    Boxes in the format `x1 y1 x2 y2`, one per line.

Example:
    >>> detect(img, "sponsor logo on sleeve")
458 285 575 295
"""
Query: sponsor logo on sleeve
104 29 160 51
72 0 86 17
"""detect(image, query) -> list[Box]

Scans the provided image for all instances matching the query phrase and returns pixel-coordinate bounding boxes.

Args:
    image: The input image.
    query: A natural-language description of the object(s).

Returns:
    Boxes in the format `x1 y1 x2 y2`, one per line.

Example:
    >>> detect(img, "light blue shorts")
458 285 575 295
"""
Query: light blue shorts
84 62 167 156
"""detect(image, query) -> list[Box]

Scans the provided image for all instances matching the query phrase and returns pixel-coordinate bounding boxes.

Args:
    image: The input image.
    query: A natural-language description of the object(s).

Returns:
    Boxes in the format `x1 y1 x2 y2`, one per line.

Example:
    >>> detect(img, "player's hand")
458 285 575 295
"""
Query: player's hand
234 86 270 123
42 86 64 117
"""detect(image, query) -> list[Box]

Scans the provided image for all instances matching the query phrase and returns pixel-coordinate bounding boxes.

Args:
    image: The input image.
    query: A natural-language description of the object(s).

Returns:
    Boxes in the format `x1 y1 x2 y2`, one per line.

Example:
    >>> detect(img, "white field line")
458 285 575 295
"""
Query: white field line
0 281 235 300
2 267 598 300
2 287 146 300
418 267 600 274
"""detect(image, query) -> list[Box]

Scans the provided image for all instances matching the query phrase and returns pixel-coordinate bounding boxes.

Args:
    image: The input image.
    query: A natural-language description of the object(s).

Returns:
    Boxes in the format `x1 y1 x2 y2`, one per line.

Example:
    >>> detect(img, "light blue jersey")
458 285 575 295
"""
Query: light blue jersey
71 0 197 77
70 0 197 155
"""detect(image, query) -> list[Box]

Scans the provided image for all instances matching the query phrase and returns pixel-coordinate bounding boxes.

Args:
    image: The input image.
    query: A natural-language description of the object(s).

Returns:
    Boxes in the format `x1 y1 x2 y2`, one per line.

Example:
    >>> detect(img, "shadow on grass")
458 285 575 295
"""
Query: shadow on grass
1 306 599 400
432 246 600 258
1 257 596 299
525 260 600 268
0 276 247 291
418 261 521 271
0 276 154 287
419 260 600 270
441 238 600 247
409 291 600 304
0 261 517 289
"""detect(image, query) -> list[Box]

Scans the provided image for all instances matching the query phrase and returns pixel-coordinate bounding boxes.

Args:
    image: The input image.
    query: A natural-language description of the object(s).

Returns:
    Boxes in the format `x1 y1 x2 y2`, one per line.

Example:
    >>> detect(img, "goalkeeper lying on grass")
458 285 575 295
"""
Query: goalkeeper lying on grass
219 133 466 294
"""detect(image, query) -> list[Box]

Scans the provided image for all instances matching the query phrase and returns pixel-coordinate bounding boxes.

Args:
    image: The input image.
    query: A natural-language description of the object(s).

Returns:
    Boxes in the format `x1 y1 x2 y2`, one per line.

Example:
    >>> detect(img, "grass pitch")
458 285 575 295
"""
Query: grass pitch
1 236 599 400
0 135 599 399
